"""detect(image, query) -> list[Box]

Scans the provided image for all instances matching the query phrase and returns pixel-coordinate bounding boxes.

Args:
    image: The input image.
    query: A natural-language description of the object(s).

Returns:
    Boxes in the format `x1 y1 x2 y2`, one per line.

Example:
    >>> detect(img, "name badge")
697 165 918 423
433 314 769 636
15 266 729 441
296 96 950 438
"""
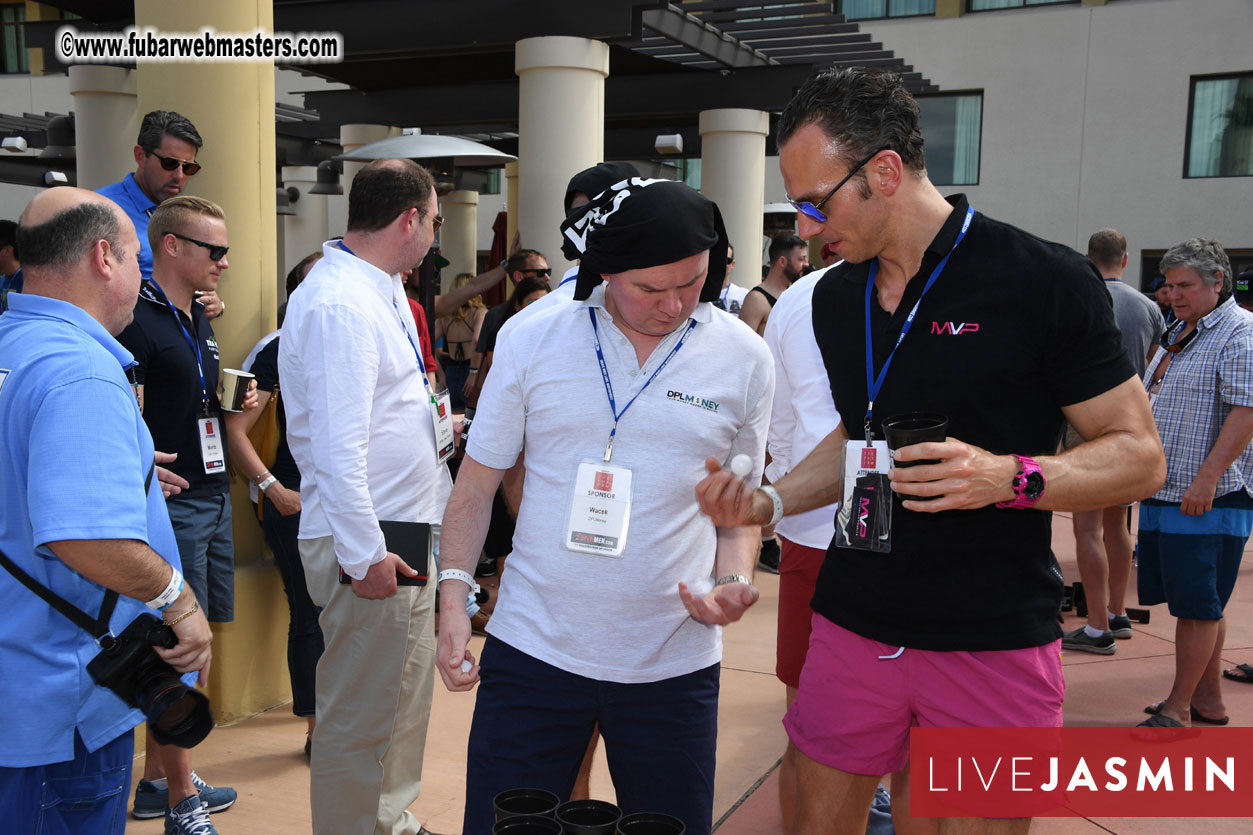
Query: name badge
835 439 892 553
430 389 455 465
566 460 633 557
198 416 226 474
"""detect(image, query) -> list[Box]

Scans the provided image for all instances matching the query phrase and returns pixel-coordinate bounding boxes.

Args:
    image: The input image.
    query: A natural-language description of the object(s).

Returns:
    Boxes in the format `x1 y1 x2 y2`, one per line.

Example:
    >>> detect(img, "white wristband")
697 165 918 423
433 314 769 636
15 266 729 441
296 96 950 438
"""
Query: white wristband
437 568 479 592
760 485 784 526
146 567 184 610
257 475 278 493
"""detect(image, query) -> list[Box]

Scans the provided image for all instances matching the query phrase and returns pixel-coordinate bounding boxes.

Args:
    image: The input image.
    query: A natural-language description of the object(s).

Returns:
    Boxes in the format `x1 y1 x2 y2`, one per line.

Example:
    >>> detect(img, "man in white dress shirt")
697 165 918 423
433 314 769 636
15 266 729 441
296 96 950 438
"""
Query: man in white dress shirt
280 159 451 835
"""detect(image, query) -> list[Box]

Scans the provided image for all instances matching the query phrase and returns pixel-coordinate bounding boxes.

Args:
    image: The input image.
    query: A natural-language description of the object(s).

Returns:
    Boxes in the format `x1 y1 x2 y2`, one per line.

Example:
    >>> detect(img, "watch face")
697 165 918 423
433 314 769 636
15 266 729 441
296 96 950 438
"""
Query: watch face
1024 471 1045 500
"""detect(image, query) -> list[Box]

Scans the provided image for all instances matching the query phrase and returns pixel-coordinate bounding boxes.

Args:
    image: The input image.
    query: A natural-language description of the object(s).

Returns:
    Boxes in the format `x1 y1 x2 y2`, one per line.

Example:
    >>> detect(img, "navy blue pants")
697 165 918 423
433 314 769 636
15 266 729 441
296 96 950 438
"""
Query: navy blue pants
464 636 719 835
0 729 133 834
260 499 324 717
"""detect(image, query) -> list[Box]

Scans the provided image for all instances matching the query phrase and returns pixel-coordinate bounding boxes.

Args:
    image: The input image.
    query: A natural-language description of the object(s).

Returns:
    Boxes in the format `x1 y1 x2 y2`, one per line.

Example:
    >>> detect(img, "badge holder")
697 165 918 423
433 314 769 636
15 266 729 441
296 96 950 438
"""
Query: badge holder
198 414 226 475
430 387 455 465
835 439 892 553
565 458 633 557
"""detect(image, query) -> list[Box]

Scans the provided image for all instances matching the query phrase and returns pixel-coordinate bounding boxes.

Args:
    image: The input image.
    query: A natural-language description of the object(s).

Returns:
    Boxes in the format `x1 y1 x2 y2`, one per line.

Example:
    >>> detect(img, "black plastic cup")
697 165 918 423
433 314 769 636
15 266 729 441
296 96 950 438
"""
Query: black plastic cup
882 412 948 502
493 814 563 835
557 799 622 835
494 788 560 823
616 812 685 835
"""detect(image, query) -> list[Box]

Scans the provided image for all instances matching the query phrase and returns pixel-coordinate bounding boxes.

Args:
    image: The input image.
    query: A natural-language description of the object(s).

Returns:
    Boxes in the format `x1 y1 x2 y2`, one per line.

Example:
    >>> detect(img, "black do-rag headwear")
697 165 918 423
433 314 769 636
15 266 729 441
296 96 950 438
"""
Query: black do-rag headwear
560 178 729 303
564 162 641 216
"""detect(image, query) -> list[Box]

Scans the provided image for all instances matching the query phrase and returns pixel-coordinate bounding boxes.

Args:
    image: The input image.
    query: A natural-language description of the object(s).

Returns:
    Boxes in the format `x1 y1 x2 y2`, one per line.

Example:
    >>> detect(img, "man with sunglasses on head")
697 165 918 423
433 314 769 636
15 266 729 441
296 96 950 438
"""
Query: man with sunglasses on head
98 110 224 320
115 196 245 834
697 67 1165 833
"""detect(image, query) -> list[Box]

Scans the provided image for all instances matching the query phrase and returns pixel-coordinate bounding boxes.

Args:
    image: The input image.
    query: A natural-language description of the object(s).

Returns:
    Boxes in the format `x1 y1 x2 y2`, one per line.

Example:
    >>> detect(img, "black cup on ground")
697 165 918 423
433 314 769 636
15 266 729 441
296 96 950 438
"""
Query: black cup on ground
493 788 560 823
882 412 948 501
616 812 685 835
493 814 563 835
557 799 622 835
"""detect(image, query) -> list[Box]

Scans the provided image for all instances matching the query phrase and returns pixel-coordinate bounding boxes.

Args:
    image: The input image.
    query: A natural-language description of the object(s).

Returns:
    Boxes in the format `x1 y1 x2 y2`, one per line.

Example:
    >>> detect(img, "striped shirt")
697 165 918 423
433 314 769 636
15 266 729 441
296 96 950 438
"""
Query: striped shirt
1144 296 1253 502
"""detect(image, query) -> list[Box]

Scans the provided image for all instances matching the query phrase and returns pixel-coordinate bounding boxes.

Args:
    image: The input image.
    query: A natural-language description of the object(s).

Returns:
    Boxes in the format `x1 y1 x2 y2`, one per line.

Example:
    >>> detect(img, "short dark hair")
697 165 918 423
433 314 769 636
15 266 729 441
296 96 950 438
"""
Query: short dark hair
508 275 550 311
347 160 436 233
286 251 322 298
778 67 927 179
769 234 805 264
0 219 16 251
1086 229 1127 272
507 248 545 274
17 202 122 269
137 110 202 153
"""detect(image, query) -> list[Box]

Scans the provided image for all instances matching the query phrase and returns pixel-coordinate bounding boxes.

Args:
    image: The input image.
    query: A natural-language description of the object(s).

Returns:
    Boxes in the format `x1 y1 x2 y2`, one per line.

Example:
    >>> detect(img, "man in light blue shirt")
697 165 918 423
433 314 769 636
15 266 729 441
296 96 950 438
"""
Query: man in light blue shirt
0 188 212 834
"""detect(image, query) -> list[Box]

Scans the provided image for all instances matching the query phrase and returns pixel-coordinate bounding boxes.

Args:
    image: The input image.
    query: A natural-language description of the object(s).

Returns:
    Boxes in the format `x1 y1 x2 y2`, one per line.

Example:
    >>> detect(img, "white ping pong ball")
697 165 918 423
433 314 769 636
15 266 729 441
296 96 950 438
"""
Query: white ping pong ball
730 454 753 478
460 659 473 674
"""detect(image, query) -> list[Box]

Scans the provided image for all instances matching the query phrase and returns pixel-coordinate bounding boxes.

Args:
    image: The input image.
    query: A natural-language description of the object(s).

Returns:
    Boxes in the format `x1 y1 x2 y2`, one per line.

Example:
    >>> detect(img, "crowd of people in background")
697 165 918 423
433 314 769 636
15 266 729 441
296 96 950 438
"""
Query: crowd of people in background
2 64 1251 835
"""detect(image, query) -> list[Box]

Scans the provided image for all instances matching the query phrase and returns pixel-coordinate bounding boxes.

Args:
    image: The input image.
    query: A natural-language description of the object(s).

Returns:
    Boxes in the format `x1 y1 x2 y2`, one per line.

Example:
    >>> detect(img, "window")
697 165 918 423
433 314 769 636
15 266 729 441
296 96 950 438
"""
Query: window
1 3 28 74
1185 73 1253 179
841 0 936 20
916 92 982 186
968 0 1075 11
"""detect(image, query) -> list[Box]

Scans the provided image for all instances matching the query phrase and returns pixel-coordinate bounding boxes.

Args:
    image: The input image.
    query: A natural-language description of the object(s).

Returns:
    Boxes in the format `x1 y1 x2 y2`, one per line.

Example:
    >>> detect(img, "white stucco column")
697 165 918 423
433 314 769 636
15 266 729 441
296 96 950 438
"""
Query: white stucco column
68 66 138 191
515 37 608 275
440 189 479 292
504 161 519 257
281 165 329 293
699 109 769 289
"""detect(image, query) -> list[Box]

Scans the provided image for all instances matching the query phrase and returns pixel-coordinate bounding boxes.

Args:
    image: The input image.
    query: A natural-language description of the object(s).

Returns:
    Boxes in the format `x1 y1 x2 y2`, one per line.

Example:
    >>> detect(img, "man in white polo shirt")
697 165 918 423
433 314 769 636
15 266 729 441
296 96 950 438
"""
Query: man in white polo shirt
438 179 773 835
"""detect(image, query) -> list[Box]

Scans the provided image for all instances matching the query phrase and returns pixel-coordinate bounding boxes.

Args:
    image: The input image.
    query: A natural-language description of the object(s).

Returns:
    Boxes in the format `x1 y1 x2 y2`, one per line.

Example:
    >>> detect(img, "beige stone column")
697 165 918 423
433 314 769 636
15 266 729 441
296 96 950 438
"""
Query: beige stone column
68 66 138 191
699 109 769 290
440 189 478 293
504 161 519 256
136 0 286 721
281 164 329 294
515 37 608 275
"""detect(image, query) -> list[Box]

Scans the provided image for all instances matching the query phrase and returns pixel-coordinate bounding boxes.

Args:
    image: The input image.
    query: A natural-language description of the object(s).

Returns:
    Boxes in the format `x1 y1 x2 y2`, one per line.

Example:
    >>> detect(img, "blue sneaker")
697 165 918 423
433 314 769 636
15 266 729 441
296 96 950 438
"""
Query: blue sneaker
133 772 237 819
164 794 218 835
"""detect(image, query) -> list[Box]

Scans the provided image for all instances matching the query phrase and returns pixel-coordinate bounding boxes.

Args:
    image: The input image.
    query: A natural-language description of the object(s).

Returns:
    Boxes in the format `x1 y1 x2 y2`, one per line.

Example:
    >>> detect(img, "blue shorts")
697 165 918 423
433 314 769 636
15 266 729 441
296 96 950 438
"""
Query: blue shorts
167 492 235 622
463 636 719 835
0 729 133 835
1137 491 1253 619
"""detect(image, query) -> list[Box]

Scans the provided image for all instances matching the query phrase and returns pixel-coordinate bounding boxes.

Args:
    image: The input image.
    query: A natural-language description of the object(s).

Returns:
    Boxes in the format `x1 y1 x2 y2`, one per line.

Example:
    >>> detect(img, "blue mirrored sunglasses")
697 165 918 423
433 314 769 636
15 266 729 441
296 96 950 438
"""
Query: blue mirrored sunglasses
785 147 887 223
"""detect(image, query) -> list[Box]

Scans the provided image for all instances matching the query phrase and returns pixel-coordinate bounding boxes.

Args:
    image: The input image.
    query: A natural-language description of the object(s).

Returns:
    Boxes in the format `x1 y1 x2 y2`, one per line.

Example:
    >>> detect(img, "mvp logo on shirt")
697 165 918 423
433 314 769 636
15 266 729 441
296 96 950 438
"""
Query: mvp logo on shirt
666 390 719 412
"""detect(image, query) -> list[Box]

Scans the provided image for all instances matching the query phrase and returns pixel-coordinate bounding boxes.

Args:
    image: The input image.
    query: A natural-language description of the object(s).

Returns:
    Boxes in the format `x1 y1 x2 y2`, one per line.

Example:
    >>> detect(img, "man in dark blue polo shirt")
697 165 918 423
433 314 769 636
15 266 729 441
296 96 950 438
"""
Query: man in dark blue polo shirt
698 67 1166 832
116 195 242 833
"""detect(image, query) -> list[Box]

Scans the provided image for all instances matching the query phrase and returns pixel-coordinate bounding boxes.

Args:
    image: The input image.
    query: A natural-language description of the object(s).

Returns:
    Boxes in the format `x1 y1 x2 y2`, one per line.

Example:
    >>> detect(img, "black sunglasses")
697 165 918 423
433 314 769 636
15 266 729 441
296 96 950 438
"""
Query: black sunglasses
150 151 202 176
172 233 228 262
785 146 886 223
522 267 553 278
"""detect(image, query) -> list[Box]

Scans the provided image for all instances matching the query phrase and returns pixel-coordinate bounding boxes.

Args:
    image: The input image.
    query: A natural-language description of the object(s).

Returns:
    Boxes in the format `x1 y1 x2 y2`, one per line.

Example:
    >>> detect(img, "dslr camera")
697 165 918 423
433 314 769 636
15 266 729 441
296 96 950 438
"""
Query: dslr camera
87 613 213 748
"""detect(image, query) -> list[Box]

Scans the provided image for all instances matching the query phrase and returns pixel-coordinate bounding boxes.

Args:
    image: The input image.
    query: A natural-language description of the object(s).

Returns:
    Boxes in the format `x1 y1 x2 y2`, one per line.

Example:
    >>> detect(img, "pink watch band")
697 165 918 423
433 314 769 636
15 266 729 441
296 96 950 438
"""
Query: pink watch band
996 454 1045 510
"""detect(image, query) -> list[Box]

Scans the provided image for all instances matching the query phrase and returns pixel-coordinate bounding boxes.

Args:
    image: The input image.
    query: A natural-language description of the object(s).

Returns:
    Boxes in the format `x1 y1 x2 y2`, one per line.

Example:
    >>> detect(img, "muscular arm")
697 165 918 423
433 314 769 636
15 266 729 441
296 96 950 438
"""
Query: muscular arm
738 291 769 335
436 454 508 691
891 376 1166 512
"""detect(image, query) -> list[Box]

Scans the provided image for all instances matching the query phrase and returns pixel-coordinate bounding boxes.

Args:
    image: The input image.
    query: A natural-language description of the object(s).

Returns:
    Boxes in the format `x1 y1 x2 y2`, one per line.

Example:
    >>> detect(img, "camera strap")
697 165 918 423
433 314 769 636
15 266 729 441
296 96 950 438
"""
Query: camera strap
0 457 156 641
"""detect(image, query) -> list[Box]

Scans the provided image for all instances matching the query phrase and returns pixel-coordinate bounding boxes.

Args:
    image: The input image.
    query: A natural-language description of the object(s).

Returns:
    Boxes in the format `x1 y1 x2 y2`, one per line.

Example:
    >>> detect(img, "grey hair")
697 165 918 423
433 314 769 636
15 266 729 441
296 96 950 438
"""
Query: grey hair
1160 237 1232 299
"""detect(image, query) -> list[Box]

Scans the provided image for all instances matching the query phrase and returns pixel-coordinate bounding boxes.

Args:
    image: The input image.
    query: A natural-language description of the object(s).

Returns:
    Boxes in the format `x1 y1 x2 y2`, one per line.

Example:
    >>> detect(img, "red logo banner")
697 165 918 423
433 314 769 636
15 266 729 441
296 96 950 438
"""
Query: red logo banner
593 471 614 492
911 727 1253 817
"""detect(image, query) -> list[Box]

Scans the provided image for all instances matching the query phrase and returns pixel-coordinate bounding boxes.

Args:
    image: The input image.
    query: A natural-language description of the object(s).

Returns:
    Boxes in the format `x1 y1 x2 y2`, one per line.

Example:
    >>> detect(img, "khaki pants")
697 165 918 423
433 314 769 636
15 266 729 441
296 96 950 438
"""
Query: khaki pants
301 535 436 835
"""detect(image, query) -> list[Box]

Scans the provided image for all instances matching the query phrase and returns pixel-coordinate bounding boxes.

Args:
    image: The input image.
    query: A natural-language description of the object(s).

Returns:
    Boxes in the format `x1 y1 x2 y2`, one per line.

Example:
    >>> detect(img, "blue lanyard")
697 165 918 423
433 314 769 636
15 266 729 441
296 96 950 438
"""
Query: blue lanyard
863 206 973 439
338 241 435 397
589 307 696 462
146 278 210 415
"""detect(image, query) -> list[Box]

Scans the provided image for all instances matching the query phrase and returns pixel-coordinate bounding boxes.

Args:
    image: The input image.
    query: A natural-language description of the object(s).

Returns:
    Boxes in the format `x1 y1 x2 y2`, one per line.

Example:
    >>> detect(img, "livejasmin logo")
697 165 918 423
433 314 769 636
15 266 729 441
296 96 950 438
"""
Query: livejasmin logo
666 390 719 412
910 727 1253 818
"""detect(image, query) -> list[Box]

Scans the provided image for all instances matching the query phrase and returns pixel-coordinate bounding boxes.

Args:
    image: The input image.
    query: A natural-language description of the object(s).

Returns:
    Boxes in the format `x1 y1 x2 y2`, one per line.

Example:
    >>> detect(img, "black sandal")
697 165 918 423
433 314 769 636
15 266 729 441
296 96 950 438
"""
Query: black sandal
1222 663 1253 684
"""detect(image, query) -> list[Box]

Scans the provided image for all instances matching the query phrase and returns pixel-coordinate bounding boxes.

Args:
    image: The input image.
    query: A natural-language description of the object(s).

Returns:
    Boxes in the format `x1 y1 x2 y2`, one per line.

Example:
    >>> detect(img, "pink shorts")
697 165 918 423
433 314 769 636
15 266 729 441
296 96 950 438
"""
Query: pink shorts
776 537 826 688
784 615 1064 776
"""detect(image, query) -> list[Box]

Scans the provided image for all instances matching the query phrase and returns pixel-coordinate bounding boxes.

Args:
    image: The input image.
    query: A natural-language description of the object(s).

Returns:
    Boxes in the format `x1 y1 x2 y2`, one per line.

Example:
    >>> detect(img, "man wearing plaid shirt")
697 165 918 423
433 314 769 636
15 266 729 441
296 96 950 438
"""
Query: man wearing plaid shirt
1139 237 1253 729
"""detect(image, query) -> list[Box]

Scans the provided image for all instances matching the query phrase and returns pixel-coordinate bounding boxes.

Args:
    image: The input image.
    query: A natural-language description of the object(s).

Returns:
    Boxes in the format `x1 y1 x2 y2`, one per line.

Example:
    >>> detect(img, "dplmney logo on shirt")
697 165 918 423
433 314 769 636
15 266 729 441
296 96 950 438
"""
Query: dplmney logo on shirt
666 389 719 412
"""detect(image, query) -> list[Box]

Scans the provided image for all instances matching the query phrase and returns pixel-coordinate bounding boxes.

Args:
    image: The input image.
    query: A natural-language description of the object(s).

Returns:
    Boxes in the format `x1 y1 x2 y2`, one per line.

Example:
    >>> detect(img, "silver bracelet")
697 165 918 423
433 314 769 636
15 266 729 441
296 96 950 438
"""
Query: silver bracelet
715 574 752 587
759 485 784 526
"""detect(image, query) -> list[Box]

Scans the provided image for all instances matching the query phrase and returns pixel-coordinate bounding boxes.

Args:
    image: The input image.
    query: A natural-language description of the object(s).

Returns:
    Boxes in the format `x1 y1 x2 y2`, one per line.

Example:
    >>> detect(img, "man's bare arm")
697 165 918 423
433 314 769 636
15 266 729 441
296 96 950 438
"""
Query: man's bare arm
1180 405 1253 516
434 264 506 319
737 291 769 335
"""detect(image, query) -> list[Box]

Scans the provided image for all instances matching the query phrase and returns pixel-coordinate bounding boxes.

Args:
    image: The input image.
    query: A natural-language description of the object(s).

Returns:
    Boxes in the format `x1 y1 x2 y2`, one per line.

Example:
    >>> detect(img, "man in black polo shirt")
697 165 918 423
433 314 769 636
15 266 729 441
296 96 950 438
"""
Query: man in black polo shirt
697 67 1165 832
116 195 246 834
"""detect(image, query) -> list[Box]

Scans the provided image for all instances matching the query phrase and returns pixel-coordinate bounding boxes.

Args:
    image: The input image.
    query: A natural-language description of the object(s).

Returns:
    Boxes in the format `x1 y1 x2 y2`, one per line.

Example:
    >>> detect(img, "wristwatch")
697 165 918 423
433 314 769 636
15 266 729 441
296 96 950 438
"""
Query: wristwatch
996 454 1045 510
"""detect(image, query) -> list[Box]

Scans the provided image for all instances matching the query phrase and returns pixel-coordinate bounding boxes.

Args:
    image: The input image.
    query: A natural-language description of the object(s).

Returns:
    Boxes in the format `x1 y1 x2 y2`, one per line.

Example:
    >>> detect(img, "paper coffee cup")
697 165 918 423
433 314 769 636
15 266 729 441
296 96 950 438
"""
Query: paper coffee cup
221 369 254 412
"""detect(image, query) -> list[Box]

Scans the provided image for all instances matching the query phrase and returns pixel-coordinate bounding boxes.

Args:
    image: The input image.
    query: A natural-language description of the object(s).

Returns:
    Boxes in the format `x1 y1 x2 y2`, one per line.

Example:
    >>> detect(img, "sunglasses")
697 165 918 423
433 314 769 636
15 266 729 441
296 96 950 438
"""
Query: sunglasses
522 267 553 278
785 147 886 223
432 214 443 233
150 151 202 176
172 233 228 262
